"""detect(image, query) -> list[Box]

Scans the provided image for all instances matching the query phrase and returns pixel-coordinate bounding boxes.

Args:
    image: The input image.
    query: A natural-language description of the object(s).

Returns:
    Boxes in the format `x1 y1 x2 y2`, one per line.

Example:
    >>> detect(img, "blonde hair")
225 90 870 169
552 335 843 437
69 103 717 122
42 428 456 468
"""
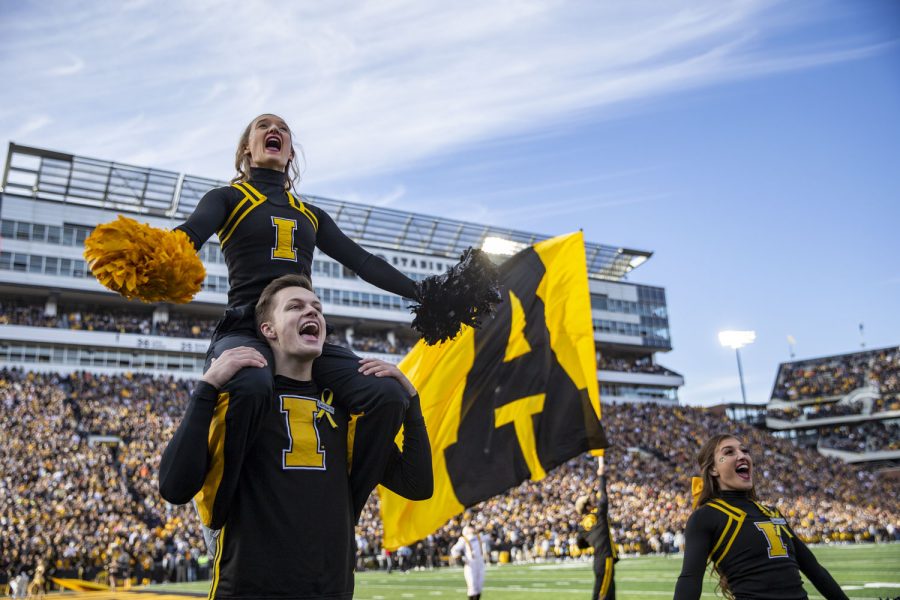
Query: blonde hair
231 113 305 192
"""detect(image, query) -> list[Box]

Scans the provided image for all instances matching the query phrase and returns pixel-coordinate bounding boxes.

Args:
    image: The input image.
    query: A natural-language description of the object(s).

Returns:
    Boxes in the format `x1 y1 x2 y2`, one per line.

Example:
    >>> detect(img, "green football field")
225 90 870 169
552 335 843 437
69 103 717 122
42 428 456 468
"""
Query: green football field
155 543 900 599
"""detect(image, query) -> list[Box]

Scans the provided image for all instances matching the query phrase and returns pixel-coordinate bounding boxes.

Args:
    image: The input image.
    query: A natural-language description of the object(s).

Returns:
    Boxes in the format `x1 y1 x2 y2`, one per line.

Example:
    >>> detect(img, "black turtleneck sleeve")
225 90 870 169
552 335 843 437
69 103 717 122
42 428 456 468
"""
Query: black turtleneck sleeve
378 394 433 500
158 381 219 504
793 534 849 599
673 507 712 600
175 186 233 251
312 209 419 300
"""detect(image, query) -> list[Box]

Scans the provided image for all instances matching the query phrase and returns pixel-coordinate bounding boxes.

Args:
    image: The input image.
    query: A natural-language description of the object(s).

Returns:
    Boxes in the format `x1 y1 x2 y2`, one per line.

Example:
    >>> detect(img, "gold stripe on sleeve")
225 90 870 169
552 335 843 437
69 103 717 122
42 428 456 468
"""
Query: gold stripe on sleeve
194 392 230 526
218 184 253 238
219 184 266 246
346 412 363 474
208 525 226 600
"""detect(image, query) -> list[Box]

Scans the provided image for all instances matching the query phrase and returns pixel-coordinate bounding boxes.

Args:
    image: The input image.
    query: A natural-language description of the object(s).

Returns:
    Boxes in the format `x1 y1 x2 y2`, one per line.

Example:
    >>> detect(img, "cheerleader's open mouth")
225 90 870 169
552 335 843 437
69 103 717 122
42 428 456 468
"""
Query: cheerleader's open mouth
735 462 751 481
265 134 283 152
299 320 320 342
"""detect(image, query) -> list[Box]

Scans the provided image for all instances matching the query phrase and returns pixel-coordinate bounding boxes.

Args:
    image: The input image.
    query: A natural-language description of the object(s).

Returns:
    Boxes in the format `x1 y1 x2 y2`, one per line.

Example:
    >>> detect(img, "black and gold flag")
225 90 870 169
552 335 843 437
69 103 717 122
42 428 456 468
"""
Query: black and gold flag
381 232 607 549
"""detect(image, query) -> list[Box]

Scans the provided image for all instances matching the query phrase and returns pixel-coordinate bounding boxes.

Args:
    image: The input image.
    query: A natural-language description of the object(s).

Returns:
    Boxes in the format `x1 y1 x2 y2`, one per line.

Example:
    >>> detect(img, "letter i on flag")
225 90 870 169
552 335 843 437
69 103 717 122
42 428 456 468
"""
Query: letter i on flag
380 231 608 550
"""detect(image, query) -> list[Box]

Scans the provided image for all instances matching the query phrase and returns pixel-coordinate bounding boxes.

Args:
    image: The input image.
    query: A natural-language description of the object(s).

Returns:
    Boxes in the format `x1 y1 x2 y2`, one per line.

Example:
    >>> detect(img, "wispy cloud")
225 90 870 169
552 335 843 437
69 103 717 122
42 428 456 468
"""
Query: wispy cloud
9 115 52 140
0 0 891 183
47 53 84 76
435 190 670 229
339 184 408 208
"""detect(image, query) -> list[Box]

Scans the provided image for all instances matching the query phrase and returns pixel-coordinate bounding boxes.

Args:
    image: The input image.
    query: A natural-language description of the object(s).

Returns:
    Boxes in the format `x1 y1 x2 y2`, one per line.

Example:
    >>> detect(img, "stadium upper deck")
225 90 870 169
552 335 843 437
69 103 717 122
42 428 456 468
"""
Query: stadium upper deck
766 346 900 465
0 142 682 403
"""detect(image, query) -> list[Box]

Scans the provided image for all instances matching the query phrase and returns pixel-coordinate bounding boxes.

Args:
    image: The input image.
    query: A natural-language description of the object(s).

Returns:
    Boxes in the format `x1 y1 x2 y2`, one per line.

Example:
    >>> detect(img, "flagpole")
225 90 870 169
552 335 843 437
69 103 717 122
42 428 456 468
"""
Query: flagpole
735 347 748 408
718 330 756 411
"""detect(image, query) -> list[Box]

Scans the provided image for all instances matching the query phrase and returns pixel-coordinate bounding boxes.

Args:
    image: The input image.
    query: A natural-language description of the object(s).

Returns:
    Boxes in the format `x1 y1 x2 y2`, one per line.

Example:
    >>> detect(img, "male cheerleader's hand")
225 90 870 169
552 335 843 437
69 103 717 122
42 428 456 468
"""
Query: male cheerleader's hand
202 346 268 390
358 358 417 397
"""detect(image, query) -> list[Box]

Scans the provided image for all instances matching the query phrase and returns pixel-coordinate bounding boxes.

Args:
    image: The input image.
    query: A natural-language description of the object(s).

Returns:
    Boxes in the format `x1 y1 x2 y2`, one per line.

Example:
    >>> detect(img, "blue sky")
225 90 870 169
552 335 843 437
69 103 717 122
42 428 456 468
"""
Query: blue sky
2 0 898 406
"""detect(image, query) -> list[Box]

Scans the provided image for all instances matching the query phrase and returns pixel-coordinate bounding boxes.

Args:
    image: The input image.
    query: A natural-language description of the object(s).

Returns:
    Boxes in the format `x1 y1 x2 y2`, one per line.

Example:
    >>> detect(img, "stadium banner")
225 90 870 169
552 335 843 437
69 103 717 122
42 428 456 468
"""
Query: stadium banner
380 231 607 550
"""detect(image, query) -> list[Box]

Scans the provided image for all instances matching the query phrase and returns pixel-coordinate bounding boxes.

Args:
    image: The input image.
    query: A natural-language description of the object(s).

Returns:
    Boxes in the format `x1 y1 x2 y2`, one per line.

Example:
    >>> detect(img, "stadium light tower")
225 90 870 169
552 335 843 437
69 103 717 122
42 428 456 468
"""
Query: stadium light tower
718 330 756 407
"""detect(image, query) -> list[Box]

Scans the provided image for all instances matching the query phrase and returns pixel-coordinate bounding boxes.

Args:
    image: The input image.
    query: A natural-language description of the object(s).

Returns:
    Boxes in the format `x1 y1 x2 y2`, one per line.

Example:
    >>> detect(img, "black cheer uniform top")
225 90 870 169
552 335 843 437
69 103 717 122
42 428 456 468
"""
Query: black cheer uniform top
673 491 848 600
167 376 430 599
176 168 417 309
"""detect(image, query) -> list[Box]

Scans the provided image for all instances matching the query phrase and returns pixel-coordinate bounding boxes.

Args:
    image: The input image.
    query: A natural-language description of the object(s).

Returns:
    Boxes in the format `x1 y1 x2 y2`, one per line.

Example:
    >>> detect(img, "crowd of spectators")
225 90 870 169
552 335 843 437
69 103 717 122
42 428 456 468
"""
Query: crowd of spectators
767 400 866 422
597 354 677 376
819 421 900 453
354 401 898 568
0 299 218 339
348 335 414 356
872 395 900 414
0 299 417 356
870 349 900 395
3 298 698 371
0 369 207 590
2 368 897 591
772 347 900 402
324 331 414 356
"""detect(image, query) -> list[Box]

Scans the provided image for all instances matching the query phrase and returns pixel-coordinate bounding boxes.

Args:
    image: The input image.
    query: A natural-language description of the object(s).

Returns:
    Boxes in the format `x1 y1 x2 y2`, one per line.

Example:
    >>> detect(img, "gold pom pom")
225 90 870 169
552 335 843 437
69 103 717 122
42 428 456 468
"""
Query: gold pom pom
84 215 206 304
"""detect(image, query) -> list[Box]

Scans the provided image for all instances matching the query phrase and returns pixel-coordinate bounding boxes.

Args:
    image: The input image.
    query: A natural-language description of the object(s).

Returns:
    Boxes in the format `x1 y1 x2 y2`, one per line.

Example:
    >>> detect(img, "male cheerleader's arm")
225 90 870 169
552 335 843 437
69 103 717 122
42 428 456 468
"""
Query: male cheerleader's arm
793 535 849 600
174 187 231 251
314 209 419 300
356 358 433 500
672 509 714 600
158 381 218 504
158 347 268 507
379 392 434 501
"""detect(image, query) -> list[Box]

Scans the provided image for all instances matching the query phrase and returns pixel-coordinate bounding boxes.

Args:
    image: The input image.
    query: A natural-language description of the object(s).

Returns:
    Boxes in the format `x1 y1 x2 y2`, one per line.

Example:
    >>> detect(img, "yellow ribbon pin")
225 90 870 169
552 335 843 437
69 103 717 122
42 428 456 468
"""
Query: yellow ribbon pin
316 389 338 429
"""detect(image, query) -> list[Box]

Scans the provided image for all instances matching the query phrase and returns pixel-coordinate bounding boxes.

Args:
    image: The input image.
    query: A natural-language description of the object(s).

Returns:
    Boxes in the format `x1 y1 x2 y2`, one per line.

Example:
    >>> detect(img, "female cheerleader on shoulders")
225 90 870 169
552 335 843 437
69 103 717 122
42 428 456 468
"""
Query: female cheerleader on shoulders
86 113 498 525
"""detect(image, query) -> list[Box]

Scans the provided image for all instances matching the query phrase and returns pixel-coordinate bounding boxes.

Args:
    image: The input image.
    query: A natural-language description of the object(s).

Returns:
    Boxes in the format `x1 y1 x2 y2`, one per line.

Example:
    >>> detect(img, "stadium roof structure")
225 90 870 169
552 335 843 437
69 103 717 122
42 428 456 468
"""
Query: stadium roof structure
2 142 651 281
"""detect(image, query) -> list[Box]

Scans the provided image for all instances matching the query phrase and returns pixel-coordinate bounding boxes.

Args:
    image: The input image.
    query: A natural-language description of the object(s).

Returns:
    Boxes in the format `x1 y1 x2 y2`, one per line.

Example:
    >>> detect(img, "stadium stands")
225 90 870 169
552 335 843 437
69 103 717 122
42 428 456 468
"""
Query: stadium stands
0 369 206 585
819 422 900 453
355 400 898 569
0 298 217 339
2 368 896 587
766 347 900 464
0 298 416 357
771 347 899 402
596 354 679 377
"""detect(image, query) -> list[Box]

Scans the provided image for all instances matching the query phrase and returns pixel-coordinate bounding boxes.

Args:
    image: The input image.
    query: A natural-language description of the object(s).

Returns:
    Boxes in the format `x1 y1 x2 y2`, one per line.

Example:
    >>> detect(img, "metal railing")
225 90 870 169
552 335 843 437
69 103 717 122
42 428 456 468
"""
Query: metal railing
2 142 650 280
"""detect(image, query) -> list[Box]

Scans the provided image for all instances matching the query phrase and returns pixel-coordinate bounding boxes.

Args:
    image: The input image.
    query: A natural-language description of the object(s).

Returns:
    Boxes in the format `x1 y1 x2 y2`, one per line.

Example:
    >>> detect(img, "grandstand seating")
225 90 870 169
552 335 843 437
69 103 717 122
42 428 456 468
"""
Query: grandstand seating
0 298 217 339
766 348 900 462
771 347 899 402
597 354 679 377
2 368 896 587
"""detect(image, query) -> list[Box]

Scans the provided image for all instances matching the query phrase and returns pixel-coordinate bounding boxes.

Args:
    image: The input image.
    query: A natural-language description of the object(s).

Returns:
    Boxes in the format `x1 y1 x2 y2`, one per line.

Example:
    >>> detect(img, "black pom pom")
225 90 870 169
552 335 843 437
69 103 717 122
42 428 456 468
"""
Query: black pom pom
411 248 503 345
